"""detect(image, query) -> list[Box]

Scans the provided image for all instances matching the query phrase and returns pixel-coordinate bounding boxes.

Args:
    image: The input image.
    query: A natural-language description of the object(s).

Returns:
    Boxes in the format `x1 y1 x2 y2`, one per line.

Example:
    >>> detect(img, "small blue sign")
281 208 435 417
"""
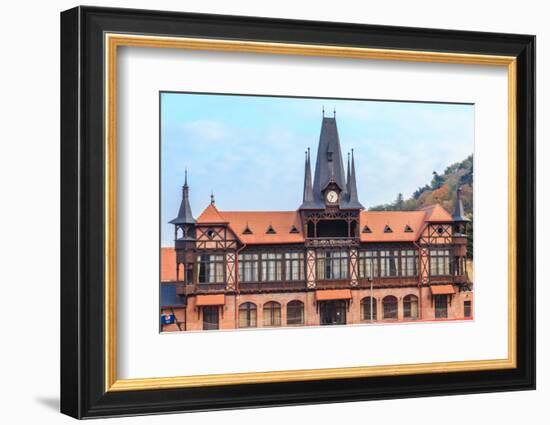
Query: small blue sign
161 314 175 325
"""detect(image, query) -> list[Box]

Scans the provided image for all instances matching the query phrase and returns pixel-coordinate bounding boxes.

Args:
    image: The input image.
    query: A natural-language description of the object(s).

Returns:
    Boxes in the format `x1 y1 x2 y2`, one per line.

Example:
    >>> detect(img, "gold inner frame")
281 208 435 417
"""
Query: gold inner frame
104 33 517 392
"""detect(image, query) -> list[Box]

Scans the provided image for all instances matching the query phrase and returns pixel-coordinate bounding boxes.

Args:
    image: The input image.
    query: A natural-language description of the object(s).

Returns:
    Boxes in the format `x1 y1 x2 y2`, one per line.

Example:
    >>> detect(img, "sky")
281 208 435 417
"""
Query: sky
161 92 474 246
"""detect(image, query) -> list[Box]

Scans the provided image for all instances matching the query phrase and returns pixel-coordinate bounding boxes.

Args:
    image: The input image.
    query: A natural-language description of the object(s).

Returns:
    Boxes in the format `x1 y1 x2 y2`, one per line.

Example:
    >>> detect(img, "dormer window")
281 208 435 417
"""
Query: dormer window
327 151 333 162
362 225 372 233
404 225 413 233
242 225 253 235
289 225 299 234
266 225 276 234
384 225 393 233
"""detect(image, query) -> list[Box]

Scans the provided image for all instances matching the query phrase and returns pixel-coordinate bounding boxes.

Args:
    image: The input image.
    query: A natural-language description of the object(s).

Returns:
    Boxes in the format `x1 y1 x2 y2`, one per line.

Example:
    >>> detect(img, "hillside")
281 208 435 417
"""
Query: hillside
369 155 473 257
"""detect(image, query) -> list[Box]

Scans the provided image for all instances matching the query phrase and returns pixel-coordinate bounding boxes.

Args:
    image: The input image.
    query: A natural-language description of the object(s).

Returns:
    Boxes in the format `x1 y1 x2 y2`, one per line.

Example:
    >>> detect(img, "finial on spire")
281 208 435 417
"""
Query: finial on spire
307 147 310 161
322 106 325 117
333 108 336 118
184 168 188 186
210 191 215 205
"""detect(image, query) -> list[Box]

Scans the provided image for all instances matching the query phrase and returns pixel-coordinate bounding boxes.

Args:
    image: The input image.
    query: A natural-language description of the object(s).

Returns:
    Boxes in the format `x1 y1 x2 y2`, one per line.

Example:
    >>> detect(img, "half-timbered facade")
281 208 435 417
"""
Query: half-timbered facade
160 115 473 331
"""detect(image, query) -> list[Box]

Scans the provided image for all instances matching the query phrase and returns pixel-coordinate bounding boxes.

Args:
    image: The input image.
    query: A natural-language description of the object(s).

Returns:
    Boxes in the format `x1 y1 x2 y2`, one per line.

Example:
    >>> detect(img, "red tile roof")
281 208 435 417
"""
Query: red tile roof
193 203 454 245
160 247 177 282
215 211 304 245
359 210 427 242
196 203 227 223
422 204 454 222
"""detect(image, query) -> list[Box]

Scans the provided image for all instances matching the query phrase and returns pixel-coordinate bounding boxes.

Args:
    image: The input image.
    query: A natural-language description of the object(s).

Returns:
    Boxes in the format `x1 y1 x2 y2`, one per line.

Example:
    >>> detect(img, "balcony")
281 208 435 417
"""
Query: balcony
316 279 352 289
357 276 419 288
239 281 307 292
305 237 358 248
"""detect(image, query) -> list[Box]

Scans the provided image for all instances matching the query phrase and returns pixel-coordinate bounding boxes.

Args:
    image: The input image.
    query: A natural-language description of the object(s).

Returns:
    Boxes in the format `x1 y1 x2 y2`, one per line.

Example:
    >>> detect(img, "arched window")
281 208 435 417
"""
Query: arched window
263 301 281 327
382 295 398 320
403 295 419 319
238 302 257 328
287 300 304 325
360 297 377 321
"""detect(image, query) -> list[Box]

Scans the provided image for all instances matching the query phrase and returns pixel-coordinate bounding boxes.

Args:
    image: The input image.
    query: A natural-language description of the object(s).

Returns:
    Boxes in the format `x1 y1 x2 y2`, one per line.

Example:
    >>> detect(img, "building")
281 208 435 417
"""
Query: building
160 114 473 332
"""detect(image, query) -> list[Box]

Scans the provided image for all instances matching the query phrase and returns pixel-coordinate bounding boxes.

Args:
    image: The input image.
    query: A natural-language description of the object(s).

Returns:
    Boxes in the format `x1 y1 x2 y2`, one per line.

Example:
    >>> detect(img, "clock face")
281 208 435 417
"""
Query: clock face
326 190 338 204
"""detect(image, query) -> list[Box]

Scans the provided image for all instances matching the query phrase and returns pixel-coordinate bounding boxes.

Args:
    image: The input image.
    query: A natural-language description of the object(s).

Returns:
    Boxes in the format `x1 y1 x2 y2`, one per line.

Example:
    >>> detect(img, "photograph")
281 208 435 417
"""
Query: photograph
159 93 474 332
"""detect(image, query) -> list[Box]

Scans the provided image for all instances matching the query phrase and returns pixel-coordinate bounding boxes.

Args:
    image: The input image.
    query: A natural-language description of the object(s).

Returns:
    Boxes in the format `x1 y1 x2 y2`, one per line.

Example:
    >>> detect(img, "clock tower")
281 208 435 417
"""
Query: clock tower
299 112 363 240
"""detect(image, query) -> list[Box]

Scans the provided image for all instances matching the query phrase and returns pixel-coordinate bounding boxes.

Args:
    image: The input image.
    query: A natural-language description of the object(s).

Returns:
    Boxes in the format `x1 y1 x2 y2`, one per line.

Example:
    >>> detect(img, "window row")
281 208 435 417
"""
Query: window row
238 252 305 282
360 295 419 320
198 248 453 284
238 300 305 327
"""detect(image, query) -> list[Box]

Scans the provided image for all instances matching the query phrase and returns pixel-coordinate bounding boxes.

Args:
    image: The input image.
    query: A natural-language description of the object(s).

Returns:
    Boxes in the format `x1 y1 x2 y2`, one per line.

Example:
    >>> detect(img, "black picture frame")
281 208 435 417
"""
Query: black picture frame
60 5 535 419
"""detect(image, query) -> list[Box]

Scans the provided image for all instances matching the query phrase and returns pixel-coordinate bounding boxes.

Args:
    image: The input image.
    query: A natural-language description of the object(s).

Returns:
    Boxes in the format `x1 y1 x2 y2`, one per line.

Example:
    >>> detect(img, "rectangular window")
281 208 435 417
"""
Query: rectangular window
464 300 472 318
435 294 448 318
317 250 349 280
261 253 283 281
284 252 304 281
400 249 418 277
380 250 399 277
197 254 224 283
430 249 451 276
358 251 378 279
238 253 259 282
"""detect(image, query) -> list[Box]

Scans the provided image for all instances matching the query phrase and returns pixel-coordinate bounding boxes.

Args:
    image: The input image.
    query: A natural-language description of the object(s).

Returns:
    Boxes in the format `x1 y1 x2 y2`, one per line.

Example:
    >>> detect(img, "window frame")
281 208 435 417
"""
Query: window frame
261 252 284 282
380 250 400 277
382 295 398 320
358 250 379 279
429 248 452 276
360 296 377 321
197 253 225 284
403 294 419 319
286 300 305 325
238 302 258 328
238 253 260 283
316 249 349 280
284 252 305 281
263 301 282 327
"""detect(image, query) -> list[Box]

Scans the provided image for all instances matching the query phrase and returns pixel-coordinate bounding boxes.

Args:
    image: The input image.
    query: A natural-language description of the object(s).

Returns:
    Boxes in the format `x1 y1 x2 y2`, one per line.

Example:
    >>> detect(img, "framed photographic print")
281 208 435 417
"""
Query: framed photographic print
60 6 536 419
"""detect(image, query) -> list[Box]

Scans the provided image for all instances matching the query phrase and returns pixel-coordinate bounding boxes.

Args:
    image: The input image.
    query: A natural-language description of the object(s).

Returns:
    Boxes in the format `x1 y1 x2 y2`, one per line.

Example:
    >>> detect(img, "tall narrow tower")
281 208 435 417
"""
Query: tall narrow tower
169 170 196 283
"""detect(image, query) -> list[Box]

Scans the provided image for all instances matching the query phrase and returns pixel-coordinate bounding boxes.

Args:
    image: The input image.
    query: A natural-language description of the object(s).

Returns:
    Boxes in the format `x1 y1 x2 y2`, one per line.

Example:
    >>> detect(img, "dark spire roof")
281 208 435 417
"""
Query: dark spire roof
300 148 316 209
312 117 347 200
341 149 364 209
452 187 470 222
346 152 351 194
170 169 195 225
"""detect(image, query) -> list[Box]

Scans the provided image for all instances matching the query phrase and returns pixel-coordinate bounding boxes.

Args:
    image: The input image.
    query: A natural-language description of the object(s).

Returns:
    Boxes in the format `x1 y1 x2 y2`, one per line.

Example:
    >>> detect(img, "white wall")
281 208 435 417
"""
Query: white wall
0 1 545 424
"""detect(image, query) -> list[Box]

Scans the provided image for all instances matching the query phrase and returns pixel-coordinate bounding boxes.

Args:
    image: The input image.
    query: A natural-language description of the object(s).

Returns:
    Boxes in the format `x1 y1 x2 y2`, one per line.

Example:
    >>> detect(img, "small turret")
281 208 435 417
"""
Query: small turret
452 187 470 235
170 169 196 282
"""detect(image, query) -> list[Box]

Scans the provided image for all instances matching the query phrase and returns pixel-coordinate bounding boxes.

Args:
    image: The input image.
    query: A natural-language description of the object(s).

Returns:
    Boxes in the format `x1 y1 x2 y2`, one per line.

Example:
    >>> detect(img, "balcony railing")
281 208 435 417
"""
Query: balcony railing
239 281 307 292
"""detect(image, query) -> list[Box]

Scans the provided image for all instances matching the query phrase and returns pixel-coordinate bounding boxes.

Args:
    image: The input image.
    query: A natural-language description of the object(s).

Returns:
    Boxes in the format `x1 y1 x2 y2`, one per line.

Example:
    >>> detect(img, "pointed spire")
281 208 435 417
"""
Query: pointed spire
300 148 315 209
312 114 346 197
452 186 469 222
341 149 364 209
170 170 195 224
346 152 351 195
